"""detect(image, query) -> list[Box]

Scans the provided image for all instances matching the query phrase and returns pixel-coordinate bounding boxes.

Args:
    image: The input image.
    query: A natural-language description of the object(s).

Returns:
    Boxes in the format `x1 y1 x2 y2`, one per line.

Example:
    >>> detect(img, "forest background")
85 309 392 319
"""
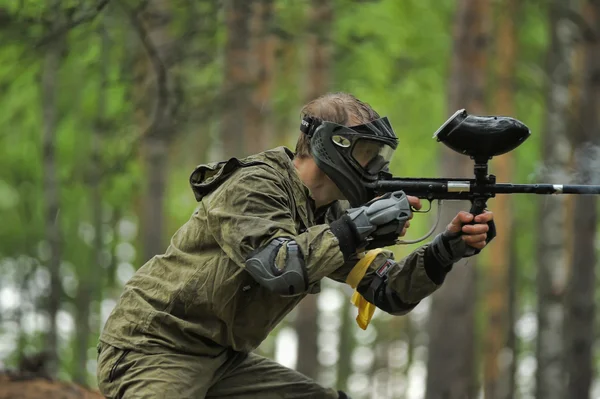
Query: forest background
0 0 599 398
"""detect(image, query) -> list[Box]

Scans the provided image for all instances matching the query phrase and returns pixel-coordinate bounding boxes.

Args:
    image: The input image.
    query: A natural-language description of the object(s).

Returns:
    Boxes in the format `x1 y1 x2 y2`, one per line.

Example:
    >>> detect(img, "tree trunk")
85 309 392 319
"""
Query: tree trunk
564 1 599 397
305 0 333 100
504 225 519 399
336 298 353 392
245 0 276 155
534 2 578 398
73 20 109 386
273 29 300 147
221 0 252 158
132 0 179 263
107 208 121 289
372 341 390 399
484 1 518 398
41 6 64 378
294 294 320 379
93 20 110 330
425 1 490 398
141 138 168 263
74 277 91 386
294 0 333 380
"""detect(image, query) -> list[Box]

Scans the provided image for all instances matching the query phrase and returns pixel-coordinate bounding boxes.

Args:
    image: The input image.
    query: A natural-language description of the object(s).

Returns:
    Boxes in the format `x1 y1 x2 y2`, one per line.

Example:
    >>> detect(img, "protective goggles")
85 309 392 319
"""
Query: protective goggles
330 134 395 175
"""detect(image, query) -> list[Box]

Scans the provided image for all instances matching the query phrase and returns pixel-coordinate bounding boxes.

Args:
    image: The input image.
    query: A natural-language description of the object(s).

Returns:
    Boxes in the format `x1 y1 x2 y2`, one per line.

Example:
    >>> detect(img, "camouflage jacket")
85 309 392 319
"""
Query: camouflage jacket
99 147 445 356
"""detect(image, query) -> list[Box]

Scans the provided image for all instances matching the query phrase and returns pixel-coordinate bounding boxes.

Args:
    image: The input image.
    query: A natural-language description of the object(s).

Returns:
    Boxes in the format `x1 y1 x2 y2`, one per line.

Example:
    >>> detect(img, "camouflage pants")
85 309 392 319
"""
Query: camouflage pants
97 343 345 399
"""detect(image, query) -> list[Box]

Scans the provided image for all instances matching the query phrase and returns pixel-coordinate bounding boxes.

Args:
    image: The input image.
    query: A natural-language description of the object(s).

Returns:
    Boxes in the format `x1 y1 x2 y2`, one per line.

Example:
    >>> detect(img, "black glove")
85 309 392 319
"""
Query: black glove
330 191 412 259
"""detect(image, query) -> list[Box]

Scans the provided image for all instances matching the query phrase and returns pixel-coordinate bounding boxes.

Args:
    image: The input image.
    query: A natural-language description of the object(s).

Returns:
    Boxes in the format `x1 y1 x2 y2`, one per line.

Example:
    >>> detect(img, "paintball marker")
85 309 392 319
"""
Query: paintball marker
369 109 600 244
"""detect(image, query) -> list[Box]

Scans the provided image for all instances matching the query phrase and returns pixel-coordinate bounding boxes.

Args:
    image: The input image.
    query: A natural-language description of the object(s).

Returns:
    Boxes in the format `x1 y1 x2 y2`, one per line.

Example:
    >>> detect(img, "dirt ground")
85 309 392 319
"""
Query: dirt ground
0 373 104 399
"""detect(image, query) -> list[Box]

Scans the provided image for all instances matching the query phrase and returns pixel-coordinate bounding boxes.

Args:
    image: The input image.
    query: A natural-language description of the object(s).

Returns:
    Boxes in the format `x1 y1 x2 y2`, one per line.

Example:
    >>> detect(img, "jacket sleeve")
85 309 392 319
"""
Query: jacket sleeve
204 165 345 284
321 200 359 283
351 245 451 315
323 196 451 314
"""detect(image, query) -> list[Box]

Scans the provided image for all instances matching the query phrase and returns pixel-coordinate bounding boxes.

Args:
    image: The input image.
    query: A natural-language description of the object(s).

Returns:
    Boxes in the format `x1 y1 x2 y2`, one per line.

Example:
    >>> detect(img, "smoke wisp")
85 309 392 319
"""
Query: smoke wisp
527 142 600 186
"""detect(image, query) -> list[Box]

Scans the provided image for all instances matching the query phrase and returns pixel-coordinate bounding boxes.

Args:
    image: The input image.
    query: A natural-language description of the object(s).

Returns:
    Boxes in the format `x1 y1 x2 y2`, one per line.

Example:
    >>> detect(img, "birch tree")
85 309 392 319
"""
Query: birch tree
535 1 578 397
564 0 599 396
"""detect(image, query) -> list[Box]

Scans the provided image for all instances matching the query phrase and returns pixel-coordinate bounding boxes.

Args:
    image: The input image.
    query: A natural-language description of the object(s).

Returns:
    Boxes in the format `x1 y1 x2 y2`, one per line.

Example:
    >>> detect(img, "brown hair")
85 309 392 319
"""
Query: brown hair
294 92 381 158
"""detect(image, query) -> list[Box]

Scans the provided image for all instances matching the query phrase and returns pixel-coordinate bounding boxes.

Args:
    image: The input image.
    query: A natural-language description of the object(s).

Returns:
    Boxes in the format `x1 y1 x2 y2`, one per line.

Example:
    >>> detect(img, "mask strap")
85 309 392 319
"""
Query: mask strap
300 116 321 137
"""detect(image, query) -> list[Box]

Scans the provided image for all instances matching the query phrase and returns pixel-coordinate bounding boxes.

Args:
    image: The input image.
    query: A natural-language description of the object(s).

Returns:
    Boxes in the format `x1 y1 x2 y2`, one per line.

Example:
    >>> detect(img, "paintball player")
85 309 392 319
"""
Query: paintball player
97 92 495 398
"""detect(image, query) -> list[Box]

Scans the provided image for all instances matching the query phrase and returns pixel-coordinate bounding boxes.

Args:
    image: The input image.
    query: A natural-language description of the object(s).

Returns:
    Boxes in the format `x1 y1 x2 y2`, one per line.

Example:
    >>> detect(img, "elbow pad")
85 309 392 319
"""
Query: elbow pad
244 238 308 296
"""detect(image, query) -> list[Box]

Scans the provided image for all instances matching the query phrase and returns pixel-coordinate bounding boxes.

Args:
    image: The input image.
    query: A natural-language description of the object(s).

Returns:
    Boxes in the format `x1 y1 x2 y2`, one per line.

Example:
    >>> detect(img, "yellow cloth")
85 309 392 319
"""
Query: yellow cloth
345 249 384 330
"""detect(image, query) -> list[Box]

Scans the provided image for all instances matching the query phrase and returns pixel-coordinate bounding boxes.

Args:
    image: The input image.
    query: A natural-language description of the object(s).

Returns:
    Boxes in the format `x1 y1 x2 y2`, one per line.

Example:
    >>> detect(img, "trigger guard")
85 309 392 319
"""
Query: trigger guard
396 200 443 245
412 200 432 213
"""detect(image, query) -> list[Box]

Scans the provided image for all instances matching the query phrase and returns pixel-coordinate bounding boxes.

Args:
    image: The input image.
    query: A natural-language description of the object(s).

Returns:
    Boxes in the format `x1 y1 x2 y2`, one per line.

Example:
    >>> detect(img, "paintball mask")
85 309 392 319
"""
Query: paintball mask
300 116 399 207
